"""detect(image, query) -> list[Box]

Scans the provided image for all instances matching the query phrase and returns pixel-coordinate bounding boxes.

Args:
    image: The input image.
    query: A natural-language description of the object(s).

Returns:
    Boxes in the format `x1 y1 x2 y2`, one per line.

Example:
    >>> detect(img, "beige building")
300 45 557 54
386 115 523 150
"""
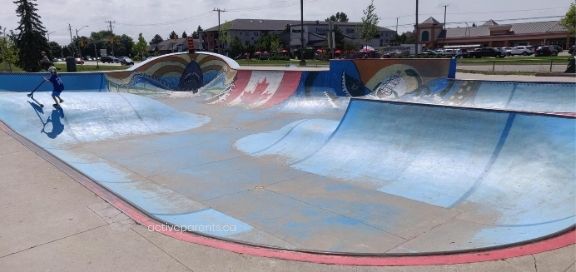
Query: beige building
417 17 574 49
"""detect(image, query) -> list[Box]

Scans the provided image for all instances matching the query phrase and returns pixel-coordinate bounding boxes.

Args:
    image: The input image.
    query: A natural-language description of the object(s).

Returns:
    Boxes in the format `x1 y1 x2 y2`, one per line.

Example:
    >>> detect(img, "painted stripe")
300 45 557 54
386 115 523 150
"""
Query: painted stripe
261 71 302 108
223 70 252 103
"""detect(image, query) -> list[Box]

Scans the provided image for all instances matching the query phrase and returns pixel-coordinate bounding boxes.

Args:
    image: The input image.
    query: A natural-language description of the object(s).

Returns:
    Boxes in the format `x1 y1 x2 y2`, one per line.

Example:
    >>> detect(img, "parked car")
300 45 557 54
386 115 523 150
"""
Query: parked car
75 57 84 64
119 57 134 65
501 47 513 56
510 46 533 56
465 47 506 58
552 45 563 54
535 45 559 56
100 56 118 63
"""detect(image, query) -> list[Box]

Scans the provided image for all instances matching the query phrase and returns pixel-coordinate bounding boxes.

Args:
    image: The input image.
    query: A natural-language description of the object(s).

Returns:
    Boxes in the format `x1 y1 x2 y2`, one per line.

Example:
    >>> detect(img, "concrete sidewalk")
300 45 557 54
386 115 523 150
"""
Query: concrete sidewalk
0 127 574 271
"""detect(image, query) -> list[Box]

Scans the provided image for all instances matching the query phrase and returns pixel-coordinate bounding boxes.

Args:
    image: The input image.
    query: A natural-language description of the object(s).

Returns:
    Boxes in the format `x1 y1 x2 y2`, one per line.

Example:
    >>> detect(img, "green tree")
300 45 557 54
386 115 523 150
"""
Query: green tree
219 22 232 53
13 0 49 71
192 25 203 38
48 41 62 59
181 31 188 38
561 3 575 35
0 28 19 72
150 34 163 45
116 34 134 56
169 31 178 39
270 35 281 54
325 12 349 23
132 33 148 60
229 37 244 58
361 0 379 49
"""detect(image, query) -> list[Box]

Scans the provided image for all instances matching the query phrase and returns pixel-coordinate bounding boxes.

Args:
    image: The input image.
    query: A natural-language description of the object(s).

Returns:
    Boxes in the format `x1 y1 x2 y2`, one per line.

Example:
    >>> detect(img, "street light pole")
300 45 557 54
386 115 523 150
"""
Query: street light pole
299 0 306 66
75 25 89 59
415 0 419 55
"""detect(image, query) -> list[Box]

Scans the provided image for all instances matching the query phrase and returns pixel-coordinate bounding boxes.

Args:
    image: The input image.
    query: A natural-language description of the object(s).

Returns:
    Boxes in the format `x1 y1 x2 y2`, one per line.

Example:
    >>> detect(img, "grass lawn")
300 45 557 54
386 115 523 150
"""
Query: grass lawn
0 62 23 72
53 63 128 72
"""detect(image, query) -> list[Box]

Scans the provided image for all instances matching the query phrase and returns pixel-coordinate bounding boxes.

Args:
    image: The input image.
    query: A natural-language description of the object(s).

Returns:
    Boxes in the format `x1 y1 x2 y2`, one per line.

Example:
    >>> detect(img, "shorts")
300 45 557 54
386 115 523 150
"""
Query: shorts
51 89 62 97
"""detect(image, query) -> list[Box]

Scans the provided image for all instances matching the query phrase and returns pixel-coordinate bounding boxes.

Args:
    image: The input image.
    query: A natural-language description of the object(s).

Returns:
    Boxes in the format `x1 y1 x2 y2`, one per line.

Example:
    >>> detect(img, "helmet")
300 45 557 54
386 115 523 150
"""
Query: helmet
48 66 57 73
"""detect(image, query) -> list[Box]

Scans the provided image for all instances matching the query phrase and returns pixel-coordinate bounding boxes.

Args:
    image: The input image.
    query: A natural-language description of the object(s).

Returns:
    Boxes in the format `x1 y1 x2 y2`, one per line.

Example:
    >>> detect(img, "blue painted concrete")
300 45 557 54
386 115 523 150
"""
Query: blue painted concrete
0 55 574 254
0 72 108 92
235 119 339 163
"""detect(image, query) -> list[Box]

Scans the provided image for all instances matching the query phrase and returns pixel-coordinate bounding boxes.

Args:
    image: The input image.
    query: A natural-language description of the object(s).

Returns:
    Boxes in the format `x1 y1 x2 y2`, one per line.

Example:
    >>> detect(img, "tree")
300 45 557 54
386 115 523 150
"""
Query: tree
270 35 281 54
219 22 232 53
133 33 148 60
0 28 19 72
561 3 576 35
116 34 134 56
13 0 49 71
150 34 163 45
181 31 188 38
361 0 379 49
325 12 349 23
48 41 61 58
192 25 203 39
229 37 244 58
169 31 178 39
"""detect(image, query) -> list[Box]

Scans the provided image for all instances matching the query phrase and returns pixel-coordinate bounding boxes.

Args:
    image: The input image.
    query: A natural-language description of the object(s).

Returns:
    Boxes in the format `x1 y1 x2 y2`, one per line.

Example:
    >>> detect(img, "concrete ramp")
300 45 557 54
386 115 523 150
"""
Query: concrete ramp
237 99 575 252
371 79 576 114
0 92 209 147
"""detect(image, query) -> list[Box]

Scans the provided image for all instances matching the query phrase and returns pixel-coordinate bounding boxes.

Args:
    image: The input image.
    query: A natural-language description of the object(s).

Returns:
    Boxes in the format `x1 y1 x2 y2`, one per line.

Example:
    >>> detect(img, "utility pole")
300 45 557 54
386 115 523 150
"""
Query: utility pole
106 20 115 33
442 4 448 30
105 20 116 56
299 0 305 66
213 8 226 53
415 0 419 55
395 17 399 37
68 24 76 56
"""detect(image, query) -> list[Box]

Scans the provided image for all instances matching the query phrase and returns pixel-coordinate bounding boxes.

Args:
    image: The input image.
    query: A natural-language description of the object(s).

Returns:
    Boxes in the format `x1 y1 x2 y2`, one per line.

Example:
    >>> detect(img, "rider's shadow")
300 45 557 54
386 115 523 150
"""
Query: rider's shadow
29 102 65 139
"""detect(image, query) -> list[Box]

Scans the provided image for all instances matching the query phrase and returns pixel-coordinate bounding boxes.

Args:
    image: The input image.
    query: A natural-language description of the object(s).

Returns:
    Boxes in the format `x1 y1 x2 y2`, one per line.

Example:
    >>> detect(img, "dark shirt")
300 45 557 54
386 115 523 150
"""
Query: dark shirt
49 74 64 92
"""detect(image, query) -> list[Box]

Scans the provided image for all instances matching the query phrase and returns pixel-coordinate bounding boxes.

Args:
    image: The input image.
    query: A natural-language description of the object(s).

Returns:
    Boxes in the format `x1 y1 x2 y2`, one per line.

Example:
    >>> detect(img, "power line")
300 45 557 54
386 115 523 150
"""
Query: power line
115 12 211 27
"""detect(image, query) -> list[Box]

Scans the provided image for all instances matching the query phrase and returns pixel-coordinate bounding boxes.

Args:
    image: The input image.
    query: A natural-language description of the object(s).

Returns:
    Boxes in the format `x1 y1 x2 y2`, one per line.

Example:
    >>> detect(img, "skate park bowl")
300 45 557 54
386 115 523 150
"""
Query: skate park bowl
0 52 574 265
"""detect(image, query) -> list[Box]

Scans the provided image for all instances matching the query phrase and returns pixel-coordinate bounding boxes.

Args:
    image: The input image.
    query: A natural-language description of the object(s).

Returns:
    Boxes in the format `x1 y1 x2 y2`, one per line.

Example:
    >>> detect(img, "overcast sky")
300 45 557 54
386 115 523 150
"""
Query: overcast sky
0 0 571 45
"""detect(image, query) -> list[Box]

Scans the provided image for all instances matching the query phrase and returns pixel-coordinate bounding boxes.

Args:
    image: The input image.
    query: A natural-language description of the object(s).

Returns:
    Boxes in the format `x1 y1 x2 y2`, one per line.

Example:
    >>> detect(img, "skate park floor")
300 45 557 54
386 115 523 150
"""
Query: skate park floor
0 71 574 271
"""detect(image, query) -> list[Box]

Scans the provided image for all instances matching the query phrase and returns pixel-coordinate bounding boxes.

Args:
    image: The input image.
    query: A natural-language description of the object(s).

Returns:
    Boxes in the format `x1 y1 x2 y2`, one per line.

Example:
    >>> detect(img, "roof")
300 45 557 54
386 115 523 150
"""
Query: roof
445 20 568 39
205 18 394 32
420 17 441 25
205 19 297 32
482 19 499 26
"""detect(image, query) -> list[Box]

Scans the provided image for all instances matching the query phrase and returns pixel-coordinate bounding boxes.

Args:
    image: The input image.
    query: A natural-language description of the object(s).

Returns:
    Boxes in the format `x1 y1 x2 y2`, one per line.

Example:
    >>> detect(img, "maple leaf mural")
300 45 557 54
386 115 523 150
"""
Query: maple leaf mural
238 77 271 105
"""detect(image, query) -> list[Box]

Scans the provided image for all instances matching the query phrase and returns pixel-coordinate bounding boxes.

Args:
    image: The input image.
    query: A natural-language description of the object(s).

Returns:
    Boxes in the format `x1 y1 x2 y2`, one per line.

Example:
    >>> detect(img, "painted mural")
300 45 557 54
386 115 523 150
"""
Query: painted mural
106 53 236 94
206 70 302 108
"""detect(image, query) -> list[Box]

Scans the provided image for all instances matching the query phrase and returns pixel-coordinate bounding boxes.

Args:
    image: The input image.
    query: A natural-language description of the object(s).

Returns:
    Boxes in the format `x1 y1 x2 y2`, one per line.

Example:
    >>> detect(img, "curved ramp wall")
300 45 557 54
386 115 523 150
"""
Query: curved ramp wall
105 52 237 93
237 99 575 252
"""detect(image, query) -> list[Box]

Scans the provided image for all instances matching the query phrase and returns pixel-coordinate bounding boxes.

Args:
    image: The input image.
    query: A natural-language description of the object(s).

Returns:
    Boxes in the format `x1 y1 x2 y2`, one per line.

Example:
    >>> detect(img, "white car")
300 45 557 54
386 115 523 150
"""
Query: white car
510 46 533 56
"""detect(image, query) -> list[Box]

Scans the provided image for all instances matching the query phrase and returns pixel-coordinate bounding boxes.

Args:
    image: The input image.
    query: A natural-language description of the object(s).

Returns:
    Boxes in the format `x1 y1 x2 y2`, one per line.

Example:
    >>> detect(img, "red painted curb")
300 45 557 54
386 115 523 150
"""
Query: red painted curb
2 121 575 266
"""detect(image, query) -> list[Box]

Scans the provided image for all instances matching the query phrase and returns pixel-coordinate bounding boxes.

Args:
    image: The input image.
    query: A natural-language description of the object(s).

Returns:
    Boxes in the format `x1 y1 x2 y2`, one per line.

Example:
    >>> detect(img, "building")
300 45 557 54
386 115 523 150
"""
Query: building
289 21 396 51
148 37 203 55
417 17 574 49
203 19 396 54
204 19 293 53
